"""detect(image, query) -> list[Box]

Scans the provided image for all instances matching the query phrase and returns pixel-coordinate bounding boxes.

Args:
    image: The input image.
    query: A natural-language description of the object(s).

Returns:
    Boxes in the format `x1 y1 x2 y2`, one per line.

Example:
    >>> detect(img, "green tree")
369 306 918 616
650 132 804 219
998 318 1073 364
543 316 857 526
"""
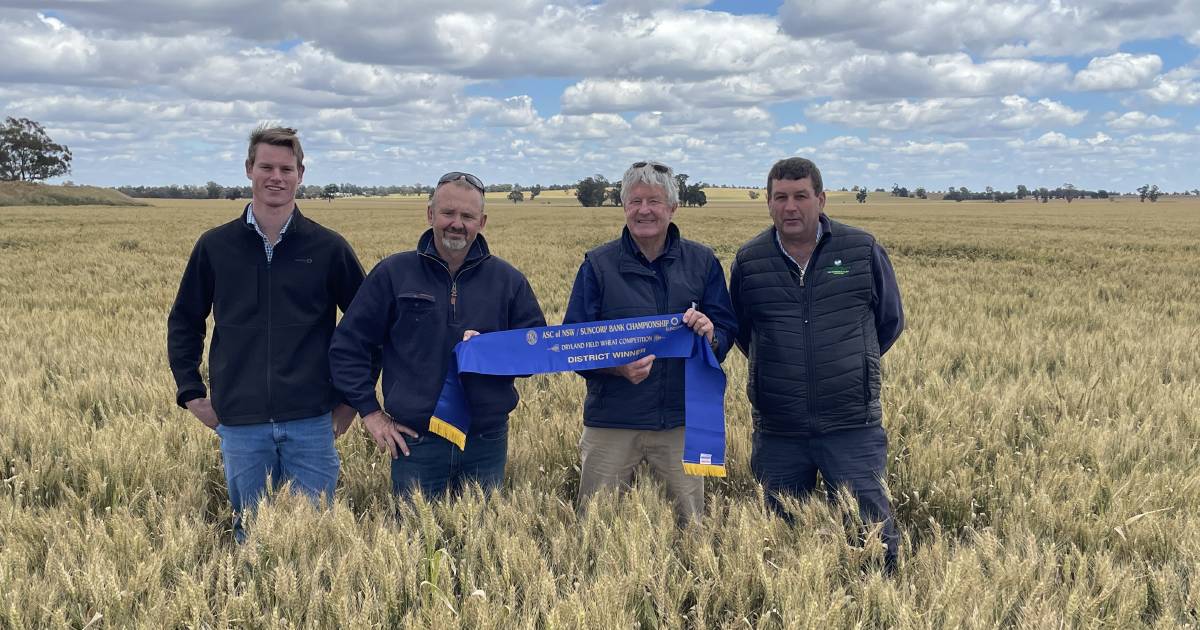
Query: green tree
915 187 927 199
322 183 339 202
1016 184 1029 199
607 182 622 206
507 190 524 203
0 117 72 182
856 189 868 203
575 175 609 207
748 190 759 200
205 181 222 199
528 185 542 200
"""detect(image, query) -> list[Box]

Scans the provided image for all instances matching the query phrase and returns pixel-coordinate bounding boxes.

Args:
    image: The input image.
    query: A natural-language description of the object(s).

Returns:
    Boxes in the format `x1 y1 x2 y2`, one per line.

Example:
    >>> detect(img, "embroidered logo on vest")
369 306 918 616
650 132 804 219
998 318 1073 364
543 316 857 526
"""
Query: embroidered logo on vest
825 259 851 276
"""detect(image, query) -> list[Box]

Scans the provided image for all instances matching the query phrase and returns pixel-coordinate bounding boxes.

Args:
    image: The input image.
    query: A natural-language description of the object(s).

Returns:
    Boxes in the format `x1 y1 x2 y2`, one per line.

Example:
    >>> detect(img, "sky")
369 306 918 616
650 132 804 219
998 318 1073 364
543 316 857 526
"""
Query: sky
2 1 1199 193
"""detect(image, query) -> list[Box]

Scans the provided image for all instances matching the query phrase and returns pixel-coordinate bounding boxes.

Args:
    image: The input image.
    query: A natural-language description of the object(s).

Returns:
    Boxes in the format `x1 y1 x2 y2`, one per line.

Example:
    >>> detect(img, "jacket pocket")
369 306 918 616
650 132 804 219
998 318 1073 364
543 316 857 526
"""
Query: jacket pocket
396 291 436 329
863 353 881 403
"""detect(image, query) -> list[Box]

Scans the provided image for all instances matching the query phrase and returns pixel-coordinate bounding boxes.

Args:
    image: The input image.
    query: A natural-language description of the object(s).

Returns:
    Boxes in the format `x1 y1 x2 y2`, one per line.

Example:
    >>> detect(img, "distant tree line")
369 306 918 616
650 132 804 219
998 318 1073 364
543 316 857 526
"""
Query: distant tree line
573 173 708 208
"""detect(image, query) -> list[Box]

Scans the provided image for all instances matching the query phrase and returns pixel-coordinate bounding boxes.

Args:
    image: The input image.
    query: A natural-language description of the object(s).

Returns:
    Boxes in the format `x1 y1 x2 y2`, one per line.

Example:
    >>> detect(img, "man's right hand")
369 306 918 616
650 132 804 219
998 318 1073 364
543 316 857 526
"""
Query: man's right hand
362 410 420 459
614 354 656 385
185 398 219 430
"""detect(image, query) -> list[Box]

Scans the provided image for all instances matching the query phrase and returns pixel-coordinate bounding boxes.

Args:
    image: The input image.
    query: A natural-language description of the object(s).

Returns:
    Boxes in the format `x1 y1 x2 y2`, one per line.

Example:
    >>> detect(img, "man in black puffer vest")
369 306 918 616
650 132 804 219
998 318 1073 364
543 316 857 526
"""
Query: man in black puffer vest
564 160 737 523
730 157 904 571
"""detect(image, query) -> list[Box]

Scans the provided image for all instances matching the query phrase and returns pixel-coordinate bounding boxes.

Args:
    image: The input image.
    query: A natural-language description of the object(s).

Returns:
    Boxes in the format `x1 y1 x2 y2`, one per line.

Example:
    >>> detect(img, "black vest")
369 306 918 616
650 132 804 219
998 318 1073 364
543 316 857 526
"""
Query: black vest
734 221 882 435
582 224 715 429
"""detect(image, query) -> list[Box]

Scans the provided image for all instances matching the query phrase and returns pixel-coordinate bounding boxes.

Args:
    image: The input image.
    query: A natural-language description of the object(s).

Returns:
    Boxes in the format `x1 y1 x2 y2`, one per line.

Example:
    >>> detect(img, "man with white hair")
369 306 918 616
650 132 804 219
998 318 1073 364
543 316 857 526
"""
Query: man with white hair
329 171 545 498
563 160 737 523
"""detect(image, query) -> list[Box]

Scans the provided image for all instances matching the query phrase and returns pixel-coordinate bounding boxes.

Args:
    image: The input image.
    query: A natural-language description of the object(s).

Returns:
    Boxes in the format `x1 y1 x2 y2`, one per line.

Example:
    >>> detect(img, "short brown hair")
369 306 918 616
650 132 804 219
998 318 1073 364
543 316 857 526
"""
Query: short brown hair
246 125 304 170
767 157 822 196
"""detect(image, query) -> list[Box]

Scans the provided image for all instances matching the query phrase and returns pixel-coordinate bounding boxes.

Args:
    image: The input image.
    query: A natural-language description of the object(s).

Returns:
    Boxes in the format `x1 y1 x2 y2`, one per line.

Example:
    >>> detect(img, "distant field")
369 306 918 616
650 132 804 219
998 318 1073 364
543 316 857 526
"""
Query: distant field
1 195 1198 627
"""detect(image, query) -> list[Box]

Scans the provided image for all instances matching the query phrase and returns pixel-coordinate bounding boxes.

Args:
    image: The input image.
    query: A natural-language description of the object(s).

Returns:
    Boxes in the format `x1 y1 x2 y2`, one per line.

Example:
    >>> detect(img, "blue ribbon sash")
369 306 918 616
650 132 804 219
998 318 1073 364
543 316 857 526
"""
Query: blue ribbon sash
428 313 727 477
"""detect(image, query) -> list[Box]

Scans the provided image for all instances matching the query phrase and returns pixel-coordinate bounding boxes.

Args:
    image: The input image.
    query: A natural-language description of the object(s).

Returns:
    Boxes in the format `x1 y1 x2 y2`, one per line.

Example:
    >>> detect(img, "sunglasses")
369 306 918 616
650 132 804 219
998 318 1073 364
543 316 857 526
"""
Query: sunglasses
632 161 671 174
437 171 485 194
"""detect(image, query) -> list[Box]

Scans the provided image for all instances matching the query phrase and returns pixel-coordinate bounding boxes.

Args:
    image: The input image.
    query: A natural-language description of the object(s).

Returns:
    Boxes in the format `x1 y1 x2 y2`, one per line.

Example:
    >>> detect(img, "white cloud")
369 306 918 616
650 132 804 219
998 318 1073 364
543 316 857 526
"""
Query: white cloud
1105 111 1174 130
1072 53 1162 91
1142 66 1200 105
1 4 1197 192
535 113 633 141
806 95 1084 134
561 80 680 113
824 136 868 149
829 53 1071 99
894 141 969 155
1031 131 1072 148
466 95 539 127
779 0 1200 58
1125 131 1198 145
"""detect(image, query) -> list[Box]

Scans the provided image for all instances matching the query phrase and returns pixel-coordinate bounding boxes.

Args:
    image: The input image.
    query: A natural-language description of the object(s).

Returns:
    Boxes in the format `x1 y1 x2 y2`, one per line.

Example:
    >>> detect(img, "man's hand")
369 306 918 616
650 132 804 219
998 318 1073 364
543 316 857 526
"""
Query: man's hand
463 329 480 341
361 410 420 459
185 398 219 430
683 306 715 344
332 403 357 437
615 354 656 385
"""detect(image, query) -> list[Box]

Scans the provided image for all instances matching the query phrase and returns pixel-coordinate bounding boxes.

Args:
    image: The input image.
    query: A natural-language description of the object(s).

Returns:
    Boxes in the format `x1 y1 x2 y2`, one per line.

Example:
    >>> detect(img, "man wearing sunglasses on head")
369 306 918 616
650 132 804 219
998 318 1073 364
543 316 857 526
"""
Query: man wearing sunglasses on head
563 160 737 523
330 171 545 498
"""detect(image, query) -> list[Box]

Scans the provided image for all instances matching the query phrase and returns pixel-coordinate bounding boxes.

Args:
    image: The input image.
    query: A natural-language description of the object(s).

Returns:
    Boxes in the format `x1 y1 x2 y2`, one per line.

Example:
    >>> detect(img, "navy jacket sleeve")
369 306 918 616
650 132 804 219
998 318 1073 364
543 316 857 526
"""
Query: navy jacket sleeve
329 236 367 313
510 276 547 330
562 258 599 326
328 238 376 405
871 242 904 355
167 238 214 408
729 258 752 357
700 254 738 363
563 259 610 380
329 262 394 417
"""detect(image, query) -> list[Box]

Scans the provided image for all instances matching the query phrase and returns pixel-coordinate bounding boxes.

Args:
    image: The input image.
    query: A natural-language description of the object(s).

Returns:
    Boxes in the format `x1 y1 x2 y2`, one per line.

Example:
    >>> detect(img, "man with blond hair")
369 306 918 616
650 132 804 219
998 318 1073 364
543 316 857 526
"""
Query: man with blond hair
168 125 365 540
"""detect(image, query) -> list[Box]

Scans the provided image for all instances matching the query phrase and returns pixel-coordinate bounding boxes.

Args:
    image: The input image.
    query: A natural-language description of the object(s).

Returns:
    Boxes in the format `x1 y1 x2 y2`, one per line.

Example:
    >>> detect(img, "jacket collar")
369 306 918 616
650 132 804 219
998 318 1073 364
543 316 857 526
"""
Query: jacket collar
418 228 491 267
620 222 681 262
240 203 306 235
769 213 831 250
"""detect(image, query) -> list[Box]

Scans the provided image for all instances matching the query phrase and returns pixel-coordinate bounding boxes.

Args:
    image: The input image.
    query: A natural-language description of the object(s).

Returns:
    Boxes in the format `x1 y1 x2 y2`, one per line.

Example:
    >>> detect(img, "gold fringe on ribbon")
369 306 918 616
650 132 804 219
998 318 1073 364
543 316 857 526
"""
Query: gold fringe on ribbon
428 416 466 450
682 462 727 478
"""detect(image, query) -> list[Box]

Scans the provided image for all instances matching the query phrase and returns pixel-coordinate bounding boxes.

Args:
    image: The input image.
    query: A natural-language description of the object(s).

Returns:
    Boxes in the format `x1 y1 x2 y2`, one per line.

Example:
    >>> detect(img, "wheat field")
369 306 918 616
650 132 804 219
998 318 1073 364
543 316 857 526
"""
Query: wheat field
1 193 1198 628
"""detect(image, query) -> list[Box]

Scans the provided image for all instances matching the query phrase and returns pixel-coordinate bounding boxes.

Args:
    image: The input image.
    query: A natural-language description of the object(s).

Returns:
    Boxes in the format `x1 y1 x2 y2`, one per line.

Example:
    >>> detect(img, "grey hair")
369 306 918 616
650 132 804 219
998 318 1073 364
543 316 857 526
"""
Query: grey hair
620 161 678 207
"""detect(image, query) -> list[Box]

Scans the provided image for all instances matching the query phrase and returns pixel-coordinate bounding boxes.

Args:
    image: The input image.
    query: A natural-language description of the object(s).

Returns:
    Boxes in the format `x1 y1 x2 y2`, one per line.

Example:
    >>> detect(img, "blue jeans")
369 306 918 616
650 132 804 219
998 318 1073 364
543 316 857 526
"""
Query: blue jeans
216 413 340 541
391 426 508 499
751 425 899 569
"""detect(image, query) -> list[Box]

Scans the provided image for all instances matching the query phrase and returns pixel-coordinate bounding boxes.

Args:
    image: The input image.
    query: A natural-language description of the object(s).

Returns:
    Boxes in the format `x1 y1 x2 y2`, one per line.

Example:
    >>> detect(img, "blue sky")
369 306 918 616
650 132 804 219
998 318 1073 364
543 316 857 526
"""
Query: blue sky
2 1 1198 193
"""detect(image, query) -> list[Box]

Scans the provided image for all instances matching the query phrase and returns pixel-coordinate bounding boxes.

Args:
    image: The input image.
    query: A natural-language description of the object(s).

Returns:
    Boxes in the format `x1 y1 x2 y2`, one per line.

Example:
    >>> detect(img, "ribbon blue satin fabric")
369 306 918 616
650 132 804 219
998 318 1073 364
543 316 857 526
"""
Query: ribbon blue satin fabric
428 313 727 477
